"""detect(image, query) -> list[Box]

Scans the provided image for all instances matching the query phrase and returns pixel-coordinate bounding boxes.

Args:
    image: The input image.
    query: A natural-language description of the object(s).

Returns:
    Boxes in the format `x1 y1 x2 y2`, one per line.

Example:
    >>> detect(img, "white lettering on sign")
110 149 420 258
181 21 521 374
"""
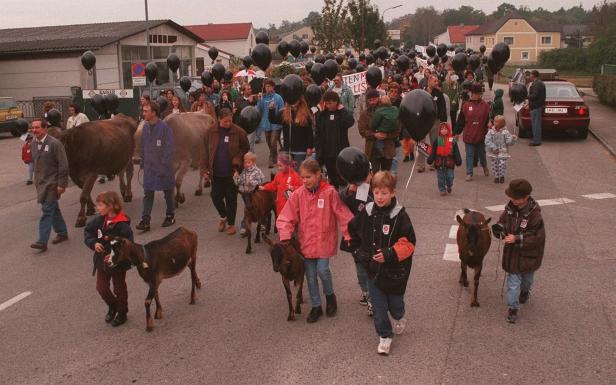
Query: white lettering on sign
342 71 367 96
83 89 134 99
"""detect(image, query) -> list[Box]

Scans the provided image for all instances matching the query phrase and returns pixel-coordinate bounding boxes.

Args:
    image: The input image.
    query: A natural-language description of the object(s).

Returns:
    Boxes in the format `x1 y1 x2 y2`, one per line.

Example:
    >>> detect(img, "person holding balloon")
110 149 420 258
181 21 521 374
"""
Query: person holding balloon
269 96 314 168
258 79 284 168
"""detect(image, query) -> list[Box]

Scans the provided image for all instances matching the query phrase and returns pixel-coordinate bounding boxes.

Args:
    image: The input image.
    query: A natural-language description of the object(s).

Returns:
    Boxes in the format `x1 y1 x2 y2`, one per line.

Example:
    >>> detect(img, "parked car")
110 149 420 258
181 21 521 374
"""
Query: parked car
0 97 25 136
508 68 559 102
516 81 590 139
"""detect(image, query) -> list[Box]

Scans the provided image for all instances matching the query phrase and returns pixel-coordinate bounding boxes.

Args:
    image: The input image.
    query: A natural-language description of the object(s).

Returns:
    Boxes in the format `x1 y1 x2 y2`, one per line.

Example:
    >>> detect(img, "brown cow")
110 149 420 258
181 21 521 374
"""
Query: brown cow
241 190 275 254
456 209 492 307
107 227 201 332
134 112 215 207
49 114 137 227
264 236 305 321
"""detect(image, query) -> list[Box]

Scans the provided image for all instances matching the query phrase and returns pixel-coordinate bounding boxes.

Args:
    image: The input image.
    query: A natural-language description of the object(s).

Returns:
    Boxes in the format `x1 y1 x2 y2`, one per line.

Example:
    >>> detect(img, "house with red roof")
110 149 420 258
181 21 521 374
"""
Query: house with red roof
433 25 479 47
186 23 255 58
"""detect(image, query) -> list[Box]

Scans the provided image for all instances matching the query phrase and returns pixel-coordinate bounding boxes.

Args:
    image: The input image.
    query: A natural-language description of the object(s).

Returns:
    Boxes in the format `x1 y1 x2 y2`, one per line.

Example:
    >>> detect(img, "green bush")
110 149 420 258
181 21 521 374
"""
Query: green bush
268 62 298 79
593 74 616 106
587 37 616 73
539 48 588 72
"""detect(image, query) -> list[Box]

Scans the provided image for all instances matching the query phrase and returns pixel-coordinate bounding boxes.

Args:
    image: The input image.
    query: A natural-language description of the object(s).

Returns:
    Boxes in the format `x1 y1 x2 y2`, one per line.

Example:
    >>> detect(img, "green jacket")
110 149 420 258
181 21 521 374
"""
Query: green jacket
329 84 355 112
443 82 462 112
371 106 399 133
491 89 504 118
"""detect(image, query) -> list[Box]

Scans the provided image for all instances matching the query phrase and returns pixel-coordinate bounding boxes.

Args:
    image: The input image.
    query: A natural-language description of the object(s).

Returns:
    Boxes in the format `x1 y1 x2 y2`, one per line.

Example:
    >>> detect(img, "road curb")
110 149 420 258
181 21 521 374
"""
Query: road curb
589 127 616 159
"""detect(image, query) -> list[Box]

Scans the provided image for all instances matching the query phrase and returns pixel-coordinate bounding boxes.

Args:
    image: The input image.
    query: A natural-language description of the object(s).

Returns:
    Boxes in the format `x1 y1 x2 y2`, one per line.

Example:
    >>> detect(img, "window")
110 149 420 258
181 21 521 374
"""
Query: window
503 36 514 45
148 34 178 44
521 51 529 60
541 36 552 45
479 37 485 43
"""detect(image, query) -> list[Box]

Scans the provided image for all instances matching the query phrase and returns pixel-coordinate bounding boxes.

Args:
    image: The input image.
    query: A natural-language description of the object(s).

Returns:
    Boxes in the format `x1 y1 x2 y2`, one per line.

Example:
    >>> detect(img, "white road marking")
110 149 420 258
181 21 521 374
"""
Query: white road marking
449 225 459 239
443 244 459 262
536 198 575 206
0 291 32 312
485 204 506 212
581 193 616 200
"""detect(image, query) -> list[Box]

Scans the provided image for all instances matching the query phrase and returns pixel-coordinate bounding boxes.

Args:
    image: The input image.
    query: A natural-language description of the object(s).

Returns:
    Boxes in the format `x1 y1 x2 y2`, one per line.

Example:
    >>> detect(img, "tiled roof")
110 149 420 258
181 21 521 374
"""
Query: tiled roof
447 25 479 43
467 13 560 35
0 20 204 57
186 23 253 42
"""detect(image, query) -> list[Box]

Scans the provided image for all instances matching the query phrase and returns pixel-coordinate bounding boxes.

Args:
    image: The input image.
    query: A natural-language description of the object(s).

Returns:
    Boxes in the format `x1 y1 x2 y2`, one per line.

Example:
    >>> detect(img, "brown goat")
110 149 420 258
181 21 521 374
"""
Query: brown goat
108 227 201 331
456 209 492 307
264 236 305 321
241 190 275 254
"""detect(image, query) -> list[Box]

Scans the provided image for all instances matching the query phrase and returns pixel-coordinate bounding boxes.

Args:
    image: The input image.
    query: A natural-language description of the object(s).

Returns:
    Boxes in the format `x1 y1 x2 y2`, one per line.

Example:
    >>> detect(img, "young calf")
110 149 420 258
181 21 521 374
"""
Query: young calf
456 209 492 307
264 236 304 321
242 190 275 254
108 227 201 331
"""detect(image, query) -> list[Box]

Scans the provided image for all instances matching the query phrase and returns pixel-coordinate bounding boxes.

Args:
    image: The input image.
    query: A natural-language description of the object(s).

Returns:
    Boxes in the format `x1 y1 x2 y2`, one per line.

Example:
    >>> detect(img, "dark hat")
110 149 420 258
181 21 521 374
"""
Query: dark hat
366 89 380 100
506 179 532 199
470 82 483 94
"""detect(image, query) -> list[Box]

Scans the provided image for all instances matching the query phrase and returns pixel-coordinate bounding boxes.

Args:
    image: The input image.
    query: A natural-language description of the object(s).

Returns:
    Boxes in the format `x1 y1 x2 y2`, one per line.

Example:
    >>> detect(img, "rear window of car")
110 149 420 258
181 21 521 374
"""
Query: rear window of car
546 84 579 99
0 99 17 109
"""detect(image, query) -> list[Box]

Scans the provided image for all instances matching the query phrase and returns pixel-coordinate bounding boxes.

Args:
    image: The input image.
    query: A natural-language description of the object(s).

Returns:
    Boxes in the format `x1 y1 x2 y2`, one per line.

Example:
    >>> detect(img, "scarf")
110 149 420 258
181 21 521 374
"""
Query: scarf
436 124 453 157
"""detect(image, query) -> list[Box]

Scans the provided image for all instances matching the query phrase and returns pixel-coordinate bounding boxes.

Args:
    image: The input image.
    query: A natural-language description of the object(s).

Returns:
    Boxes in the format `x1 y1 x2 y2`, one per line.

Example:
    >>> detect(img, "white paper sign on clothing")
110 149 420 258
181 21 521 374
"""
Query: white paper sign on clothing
356 182 370 202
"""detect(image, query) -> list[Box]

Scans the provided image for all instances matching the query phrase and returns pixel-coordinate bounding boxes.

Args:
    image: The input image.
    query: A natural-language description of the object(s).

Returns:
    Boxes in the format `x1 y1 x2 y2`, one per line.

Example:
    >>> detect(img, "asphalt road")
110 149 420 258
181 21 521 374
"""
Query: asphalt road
1 92 615 385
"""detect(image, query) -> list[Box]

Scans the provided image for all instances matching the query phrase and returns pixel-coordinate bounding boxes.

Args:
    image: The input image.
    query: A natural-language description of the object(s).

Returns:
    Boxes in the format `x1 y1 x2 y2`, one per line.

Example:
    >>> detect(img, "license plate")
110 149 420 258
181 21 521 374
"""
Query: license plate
545 107 567 114
5 114 17 120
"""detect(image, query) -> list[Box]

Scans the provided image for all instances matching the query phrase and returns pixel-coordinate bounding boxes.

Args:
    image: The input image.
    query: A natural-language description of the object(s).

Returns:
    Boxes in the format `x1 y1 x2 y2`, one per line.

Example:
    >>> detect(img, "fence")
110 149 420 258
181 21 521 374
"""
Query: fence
16 96 74 126
601 64 616 75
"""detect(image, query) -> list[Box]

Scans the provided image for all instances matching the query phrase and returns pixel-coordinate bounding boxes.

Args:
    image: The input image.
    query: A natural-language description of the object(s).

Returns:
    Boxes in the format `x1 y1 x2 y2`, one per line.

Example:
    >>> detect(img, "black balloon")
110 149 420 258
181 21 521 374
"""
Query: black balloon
426 45 436 58
487 55 500 74
305 61 314 72
156 96 168 117
366 66 382 88
208 47 219 63
310 62 327 85
201 71 214 87
314 54 326 64
437 43 447 57
211 63 225 82
224 70 233 82
251 43 272 71
399 89 437 142
376 46 389 60
408 50 416 59
238 106 261 134
366 53 375 65
335 54 344 65
255 31 269 45
167 53 180 72
431 56 440 66
441 55 448 64
80 50 96 71
348 58 358 70
336 147 370 185
300 41 310 55
277 41 289 57
374 39 382 49
452 53 468 73
455 47 464 54
15 119 29 135
510 83 528 104
479 44 486 54
310 46 317 54
469 54 481 71
305 84 322 107
45 108 62 127
447 44 455 52
466 48 474 55
91 94 106 116
280 74 305 105
356 63 366 72
145 62 157 83
396 55 410 71
325 53 335 61
324 59 339 80
180 76 191 92
491 42 510 66
243 55 253 69
345 48 352 57
289 39 301 58
103 93 119 114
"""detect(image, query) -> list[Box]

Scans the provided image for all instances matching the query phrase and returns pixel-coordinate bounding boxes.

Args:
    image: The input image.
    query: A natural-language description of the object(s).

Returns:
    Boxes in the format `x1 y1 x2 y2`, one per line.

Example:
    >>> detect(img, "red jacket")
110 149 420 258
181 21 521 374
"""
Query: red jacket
456 99 490 144
261 168 302 215
277 180 353 259
22 141 32 164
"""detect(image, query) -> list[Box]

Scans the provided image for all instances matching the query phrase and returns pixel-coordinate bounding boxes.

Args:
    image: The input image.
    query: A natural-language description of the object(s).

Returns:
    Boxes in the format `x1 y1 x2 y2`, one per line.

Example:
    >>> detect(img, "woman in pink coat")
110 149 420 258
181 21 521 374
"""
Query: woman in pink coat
277 159 353 324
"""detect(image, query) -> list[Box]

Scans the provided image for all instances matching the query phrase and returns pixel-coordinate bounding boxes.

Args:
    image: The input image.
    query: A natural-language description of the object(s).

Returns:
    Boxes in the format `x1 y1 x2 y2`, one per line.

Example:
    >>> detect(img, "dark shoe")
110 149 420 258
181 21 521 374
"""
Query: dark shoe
307 306 323 323
447 186 452 194
136 219 150 232
26 180 33 185
325 294 337 317
111 312 127 327
30 242 47 252
409 153 415 161
500 176 505 184
494 178 500 184
529 142 541 147
105 305 117 323
51 234 68 244
161 215 175 227
403 155 411 162
506 308 518 323
519 291 530 304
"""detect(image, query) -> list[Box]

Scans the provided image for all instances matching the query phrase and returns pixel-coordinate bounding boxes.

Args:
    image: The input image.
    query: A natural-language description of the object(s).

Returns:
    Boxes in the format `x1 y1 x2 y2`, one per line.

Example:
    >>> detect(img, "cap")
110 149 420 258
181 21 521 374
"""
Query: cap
505 179 532 199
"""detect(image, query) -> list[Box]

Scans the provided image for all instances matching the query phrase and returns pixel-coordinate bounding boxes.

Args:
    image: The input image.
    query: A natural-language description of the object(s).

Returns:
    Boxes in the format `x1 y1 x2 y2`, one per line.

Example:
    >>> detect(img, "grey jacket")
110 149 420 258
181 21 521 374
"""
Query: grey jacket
31 135 69 204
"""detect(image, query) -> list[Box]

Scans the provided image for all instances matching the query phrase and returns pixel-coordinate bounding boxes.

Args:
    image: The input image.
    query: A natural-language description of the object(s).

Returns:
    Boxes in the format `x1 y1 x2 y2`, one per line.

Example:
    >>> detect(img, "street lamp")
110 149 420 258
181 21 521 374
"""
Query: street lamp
382 4 402 20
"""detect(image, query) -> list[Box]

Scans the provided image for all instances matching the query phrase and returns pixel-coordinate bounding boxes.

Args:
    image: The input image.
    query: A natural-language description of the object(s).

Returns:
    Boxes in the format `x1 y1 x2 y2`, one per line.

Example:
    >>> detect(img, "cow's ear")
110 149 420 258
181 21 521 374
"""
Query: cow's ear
485 217 492 225
456 215 464 225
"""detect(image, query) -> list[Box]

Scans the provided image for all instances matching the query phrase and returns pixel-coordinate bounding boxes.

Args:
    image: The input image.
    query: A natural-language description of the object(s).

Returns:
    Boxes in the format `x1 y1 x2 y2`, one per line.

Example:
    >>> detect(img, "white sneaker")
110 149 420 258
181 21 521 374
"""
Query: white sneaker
393 317 406 335
239 228 247 236
377 337 392 356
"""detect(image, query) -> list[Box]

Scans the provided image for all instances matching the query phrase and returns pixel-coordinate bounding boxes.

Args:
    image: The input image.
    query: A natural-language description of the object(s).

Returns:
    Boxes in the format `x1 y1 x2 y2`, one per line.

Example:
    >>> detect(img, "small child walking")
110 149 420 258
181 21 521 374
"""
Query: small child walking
21 133 34 185
349 171 416 356
83 191 134 327
233 152 265 237
427 122 462 196
277 159 353 323
260 152 302 216
485 115 517 184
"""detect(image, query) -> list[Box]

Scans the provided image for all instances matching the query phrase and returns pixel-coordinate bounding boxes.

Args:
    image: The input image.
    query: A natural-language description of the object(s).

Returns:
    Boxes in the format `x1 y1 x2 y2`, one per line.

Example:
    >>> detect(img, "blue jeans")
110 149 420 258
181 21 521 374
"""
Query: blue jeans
437 167 454 192
38 201 68 244
464 143 486 176
142 189 175 220
355 262 368 293
530 108 542 144
255 126 264 142
506 272 535 309
304 258 334 307
390 145 402 176
291 152 307 171
368 279 405 338
27 162 34 182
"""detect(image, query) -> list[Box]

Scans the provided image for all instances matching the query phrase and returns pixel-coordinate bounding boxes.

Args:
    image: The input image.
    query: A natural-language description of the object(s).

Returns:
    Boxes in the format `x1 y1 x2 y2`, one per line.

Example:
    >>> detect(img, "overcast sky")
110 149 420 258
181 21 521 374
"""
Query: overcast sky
2 0 602 29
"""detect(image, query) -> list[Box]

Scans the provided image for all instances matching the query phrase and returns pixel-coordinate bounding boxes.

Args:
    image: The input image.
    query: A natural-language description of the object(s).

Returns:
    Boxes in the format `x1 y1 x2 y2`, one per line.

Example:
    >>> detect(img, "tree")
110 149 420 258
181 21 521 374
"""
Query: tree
312 0 349 52
346 0 387 51
402 7 444 45
442 6 486 26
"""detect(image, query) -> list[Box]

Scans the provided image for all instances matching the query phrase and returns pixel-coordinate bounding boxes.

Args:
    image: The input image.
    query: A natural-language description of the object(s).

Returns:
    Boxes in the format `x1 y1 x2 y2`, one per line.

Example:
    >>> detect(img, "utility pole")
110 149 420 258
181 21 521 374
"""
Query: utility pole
145 0 150 60
361 0 365 52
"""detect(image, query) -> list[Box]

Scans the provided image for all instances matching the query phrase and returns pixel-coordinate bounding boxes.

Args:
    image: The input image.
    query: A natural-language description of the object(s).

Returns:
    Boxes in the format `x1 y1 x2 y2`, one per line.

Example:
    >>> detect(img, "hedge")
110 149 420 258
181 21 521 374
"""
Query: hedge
593 74 616 106
539 48 588 72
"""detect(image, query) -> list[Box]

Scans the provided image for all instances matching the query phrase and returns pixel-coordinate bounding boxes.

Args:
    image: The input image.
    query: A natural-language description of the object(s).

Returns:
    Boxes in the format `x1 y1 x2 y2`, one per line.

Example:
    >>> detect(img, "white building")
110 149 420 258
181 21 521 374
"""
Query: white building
0 20 204 101
186 23 255 58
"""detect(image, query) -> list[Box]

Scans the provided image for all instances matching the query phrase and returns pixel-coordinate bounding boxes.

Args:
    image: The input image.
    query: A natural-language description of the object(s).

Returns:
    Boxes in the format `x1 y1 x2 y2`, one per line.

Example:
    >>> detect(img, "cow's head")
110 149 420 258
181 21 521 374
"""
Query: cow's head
456 209 491 247
264 236 300 274
107 237 132 268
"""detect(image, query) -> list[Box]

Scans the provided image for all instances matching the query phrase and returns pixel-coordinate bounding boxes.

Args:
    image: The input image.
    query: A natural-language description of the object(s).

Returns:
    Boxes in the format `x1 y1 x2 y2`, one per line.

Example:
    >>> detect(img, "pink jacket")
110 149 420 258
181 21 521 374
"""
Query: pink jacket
277 180 353 259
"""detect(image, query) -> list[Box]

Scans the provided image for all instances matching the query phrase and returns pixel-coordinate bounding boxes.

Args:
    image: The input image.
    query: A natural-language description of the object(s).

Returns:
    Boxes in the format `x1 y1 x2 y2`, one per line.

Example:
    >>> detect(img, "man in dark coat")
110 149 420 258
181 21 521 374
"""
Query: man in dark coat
527 70 546 146
493 179 546 323
30 118 69 252
137 101 176 231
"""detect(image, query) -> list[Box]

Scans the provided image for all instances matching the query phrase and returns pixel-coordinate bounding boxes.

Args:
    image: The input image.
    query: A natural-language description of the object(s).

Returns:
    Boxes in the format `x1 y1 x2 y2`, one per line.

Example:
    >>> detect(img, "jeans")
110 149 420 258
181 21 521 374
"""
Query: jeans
530 108 542 144
255 127 264 142
323 157 342 189
211 176 238 225
38 201 68 244
464 143 486 176
142 189 175 220
437 167 454 192
304 258 334 307
390 145 402 176
247 131 257 153
27 162 34 182
355 262 368 293
368 279 405 338
96 268 128 313
507 272 535 309
370 156 393 172
265 130 281 165
291 152 307 171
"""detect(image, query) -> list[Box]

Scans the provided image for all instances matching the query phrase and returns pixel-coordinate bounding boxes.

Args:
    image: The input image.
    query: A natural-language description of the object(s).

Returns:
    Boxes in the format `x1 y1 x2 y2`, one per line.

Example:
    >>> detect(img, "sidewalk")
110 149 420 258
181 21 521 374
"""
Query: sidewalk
580 89 616 158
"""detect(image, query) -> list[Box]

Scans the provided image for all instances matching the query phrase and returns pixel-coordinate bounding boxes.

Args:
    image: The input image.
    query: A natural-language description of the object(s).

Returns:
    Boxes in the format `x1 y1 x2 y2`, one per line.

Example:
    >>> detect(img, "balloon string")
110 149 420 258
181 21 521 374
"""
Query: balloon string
399 143 418 205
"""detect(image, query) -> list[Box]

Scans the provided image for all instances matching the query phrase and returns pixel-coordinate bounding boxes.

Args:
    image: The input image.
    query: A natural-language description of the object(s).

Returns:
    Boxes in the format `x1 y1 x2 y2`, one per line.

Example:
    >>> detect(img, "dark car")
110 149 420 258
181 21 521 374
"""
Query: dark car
516 81 590 139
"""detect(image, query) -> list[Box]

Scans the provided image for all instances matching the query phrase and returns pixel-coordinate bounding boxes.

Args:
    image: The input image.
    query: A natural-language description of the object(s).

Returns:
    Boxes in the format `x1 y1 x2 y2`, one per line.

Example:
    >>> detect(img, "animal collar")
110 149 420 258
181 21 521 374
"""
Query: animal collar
141 245 150 269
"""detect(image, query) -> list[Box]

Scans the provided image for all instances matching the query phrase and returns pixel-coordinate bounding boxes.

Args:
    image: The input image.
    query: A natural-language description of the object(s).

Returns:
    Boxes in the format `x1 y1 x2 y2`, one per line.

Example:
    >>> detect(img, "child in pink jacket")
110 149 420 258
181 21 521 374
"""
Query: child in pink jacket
277 158 353 323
